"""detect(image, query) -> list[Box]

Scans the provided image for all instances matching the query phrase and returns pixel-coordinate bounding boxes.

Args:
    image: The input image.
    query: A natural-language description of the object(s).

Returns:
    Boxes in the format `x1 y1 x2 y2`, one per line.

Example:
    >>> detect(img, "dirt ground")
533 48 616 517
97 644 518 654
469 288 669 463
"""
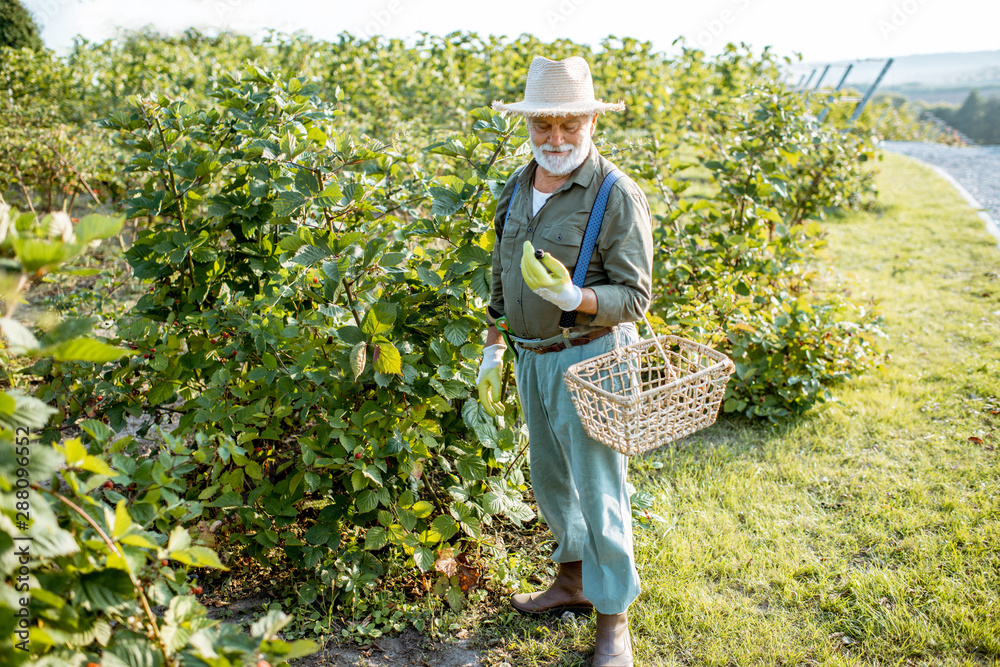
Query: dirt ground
295 630 486 667
202 594 490 667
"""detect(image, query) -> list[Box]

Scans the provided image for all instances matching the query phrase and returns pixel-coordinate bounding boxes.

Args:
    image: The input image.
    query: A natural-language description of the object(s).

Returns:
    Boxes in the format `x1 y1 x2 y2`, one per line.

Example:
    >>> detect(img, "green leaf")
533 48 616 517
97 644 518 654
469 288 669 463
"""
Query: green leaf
167 525 191 553
79 418 115 443
31 524 79 558
373 341 402 375
120 533 157 549
630 490 656 510
294 169 320 195
413 546 435 572
60 267 103 276
0 317 39 353
481 491 504 514
245 460 263 480
60 437 87 466
273 190 308 217
304 523 336 546
147 381 175 406
364 526 387 550
431 514 459 541
43 337 131 362
361 302 396 336
251 608 292 640
416 265 442 287
75 568 134 610
356 489 378 514
456 244 491 265
336 325 366 345
44 315 98 345
430 378 464 400
429 176 477 217
456 455 487 481
504 498 536 524
12 236 81 272
170 546 227 569
81 454 115 476
113 499 133 539
103 634 164 667
289 244 332 267
411 500 434 519
321 258 340 283
191 246 218 262
271 638 320 662
469 266 491 300
445 584 465 611
443 319 472 347
75 214 125 243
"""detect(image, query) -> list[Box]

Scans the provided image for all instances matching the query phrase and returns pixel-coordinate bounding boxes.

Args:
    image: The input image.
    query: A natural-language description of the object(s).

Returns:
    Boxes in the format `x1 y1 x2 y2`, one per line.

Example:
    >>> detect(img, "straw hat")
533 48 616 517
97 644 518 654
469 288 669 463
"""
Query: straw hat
492 56 625 117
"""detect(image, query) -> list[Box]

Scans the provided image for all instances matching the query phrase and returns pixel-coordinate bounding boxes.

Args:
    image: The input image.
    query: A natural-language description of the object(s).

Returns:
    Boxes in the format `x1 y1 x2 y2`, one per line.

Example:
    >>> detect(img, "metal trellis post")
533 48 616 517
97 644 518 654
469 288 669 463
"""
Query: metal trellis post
848 58 894 124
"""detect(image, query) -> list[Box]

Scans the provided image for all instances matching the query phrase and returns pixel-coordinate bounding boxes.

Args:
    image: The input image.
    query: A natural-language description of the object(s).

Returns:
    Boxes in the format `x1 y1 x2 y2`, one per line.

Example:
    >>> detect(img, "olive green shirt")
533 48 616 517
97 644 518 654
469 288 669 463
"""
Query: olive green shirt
490 143 654 340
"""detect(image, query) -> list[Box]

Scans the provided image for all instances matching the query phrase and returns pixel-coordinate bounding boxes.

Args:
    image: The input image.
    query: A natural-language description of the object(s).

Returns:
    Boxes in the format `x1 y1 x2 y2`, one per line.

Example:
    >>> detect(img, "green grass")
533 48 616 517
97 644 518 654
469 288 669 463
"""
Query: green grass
486 153 1000 666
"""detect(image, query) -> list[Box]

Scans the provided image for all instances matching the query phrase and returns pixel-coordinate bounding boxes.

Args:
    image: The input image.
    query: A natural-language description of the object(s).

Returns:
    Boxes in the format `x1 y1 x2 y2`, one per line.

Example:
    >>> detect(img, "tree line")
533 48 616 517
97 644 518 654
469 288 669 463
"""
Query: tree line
927 89 1000 145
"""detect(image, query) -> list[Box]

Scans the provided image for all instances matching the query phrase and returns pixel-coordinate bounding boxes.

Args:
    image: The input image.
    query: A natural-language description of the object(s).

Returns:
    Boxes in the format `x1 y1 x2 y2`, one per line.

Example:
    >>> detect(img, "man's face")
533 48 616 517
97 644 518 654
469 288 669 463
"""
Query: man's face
527 114 597 177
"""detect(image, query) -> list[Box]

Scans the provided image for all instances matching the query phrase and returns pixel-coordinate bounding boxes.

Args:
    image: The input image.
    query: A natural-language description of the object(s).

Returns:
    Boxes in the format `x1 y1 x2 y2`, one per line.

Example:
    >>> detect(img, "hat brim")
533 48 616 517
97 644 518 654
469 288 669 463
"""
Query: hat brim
491 99 625 116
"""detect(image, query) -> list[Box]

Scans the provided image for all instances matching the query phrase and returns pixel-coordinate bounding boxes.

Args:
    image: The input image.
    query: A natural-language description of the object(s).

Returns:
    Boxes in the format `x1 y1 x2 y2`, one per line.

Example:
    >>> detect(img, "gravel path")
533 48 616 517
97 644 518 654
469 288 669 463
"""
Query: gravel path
880 141 1000 244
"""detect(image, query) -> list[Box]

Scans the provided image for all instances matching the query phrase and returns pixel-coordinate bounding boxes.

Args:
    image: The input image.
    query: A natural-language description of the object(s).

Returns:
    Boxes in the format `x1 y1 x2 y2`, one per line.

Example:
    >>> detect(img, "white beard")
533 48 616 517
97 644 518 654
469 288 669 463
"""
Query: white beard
531 134 592 176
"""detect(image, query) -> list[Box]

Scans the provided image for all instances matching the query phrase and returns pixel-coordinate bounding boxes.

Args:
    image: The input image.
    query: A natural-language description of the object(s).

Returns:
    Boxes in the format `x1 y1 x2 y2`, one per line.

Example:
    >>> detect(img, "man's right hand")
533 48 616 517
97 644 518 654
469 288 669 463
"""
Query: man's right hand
477 343 506 416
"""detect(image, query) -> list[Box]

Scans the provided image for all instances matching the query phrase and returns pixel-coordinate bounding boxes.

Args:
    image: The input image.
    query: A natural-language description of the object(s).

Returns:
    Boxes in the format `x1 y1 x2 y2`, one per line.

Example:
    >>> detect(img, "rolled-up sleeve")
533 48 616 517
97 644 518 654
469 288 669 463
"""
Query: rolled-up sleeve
490 177 517 320
586 182 654 327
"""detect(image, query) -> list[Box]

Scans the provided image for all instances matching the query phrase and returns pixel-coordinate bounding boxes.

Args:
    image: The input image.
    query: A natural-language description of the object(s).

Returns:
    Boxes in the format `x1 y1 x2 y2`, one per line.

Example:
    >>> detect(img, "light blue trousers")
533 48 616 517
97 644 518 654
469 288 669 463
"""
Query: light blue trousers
513 322 641 614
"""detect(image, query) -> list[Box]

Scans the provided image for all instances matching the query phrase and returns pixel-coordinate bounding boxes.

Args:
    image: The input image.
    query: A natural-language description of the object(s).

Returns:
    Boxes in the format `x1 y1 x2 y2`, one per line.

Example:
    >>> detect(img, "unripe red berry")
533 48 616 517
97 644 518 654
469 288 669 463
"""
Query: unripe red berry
312 277 319 283
104 480 114 489
161 559 169 566
191 585 203 595
258 661 272 667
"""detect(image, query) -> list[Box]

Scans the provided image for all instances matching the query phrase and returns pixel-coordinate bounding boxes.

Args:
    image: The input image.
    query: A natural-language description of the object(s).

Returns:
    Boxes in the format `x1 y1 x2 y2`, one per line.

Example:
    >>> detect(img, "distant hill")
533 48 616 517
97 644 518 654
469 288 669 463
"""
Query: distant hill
794 50 1000 104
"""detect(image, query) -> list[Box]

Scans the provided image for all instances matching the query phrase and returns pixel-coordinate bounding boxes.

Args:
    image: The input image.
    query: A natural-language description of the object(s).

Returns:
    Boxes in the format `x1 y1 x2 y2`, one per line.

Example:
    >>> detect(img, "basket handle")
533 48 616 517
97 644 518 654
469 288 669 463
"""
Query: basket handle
640 312 678 382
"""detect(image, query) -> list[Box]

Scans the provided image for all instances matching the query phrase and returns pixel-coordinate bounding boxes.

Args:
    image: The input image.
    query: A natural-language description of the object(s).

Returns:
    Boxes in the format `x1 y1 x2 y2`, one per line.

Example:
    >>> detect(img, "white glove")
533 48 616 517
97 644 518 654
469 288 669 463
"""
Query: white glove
477 344 507 416
476 344 506 384
521 240 583 311
534 284 583 311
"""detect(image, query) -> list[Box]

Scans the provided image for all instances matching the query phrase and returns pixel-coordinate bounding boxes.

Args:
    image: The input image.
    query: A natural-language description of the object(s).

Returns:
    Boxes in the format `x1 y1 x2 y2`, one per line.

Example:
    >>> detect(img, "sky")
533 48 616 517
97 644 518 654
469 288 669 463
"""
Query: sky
22 0 1000 70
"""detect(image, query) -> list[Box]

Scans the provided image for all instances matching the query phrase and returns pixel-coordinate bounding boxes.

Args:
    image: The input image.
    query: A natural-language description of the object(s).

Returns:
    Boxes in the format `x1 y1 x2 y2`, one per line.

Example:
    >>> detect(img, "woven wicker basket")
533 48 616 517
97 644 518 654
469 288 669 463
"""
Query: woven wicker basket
563 320 736 456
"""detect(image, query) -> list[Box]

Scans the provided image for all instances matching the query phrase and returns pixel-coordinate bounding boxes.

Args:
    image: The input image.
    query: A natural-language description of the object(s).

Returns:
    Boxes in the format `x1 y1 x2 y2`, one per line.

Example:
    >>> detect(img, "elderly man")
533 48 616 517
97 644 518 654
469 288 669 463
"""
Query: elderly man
476 56 653 667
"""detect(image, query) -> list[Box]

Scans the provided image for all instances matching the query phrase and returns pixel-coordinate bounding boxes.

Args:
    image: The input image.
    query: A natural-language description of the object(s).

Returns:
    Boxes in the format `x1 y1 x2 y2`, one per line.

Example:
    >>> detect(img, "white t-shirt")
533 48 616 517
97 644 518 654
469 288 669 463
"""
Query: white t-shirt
532 187 555 217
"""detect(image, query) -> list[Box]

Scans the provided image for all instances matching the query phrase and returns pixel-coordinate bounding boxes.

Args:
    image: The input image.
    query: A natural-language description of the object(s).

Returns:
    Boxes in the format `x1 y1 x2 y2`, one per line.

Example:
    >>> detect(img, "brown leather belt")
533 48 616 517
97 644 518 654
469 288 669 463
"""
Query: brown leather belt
516 327 614 355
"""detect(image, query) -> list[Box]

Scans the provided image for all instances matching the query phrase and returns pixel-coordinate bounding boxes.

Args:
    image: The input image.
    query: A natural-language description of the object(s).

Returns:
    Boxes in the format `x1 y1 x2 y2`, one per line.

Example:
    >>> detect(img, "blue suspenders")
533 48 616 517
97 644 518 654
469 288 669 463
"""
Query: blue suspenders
503 168 626 329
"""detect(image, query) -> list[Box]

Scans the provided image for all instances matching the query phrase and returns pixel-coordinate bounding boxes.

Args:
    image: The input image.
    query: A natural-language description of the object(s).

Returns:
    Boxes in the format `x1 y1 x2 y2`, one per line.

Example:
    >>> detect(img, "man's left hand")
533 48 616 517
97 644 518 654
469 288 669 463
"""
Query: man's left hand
521 240 583 311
